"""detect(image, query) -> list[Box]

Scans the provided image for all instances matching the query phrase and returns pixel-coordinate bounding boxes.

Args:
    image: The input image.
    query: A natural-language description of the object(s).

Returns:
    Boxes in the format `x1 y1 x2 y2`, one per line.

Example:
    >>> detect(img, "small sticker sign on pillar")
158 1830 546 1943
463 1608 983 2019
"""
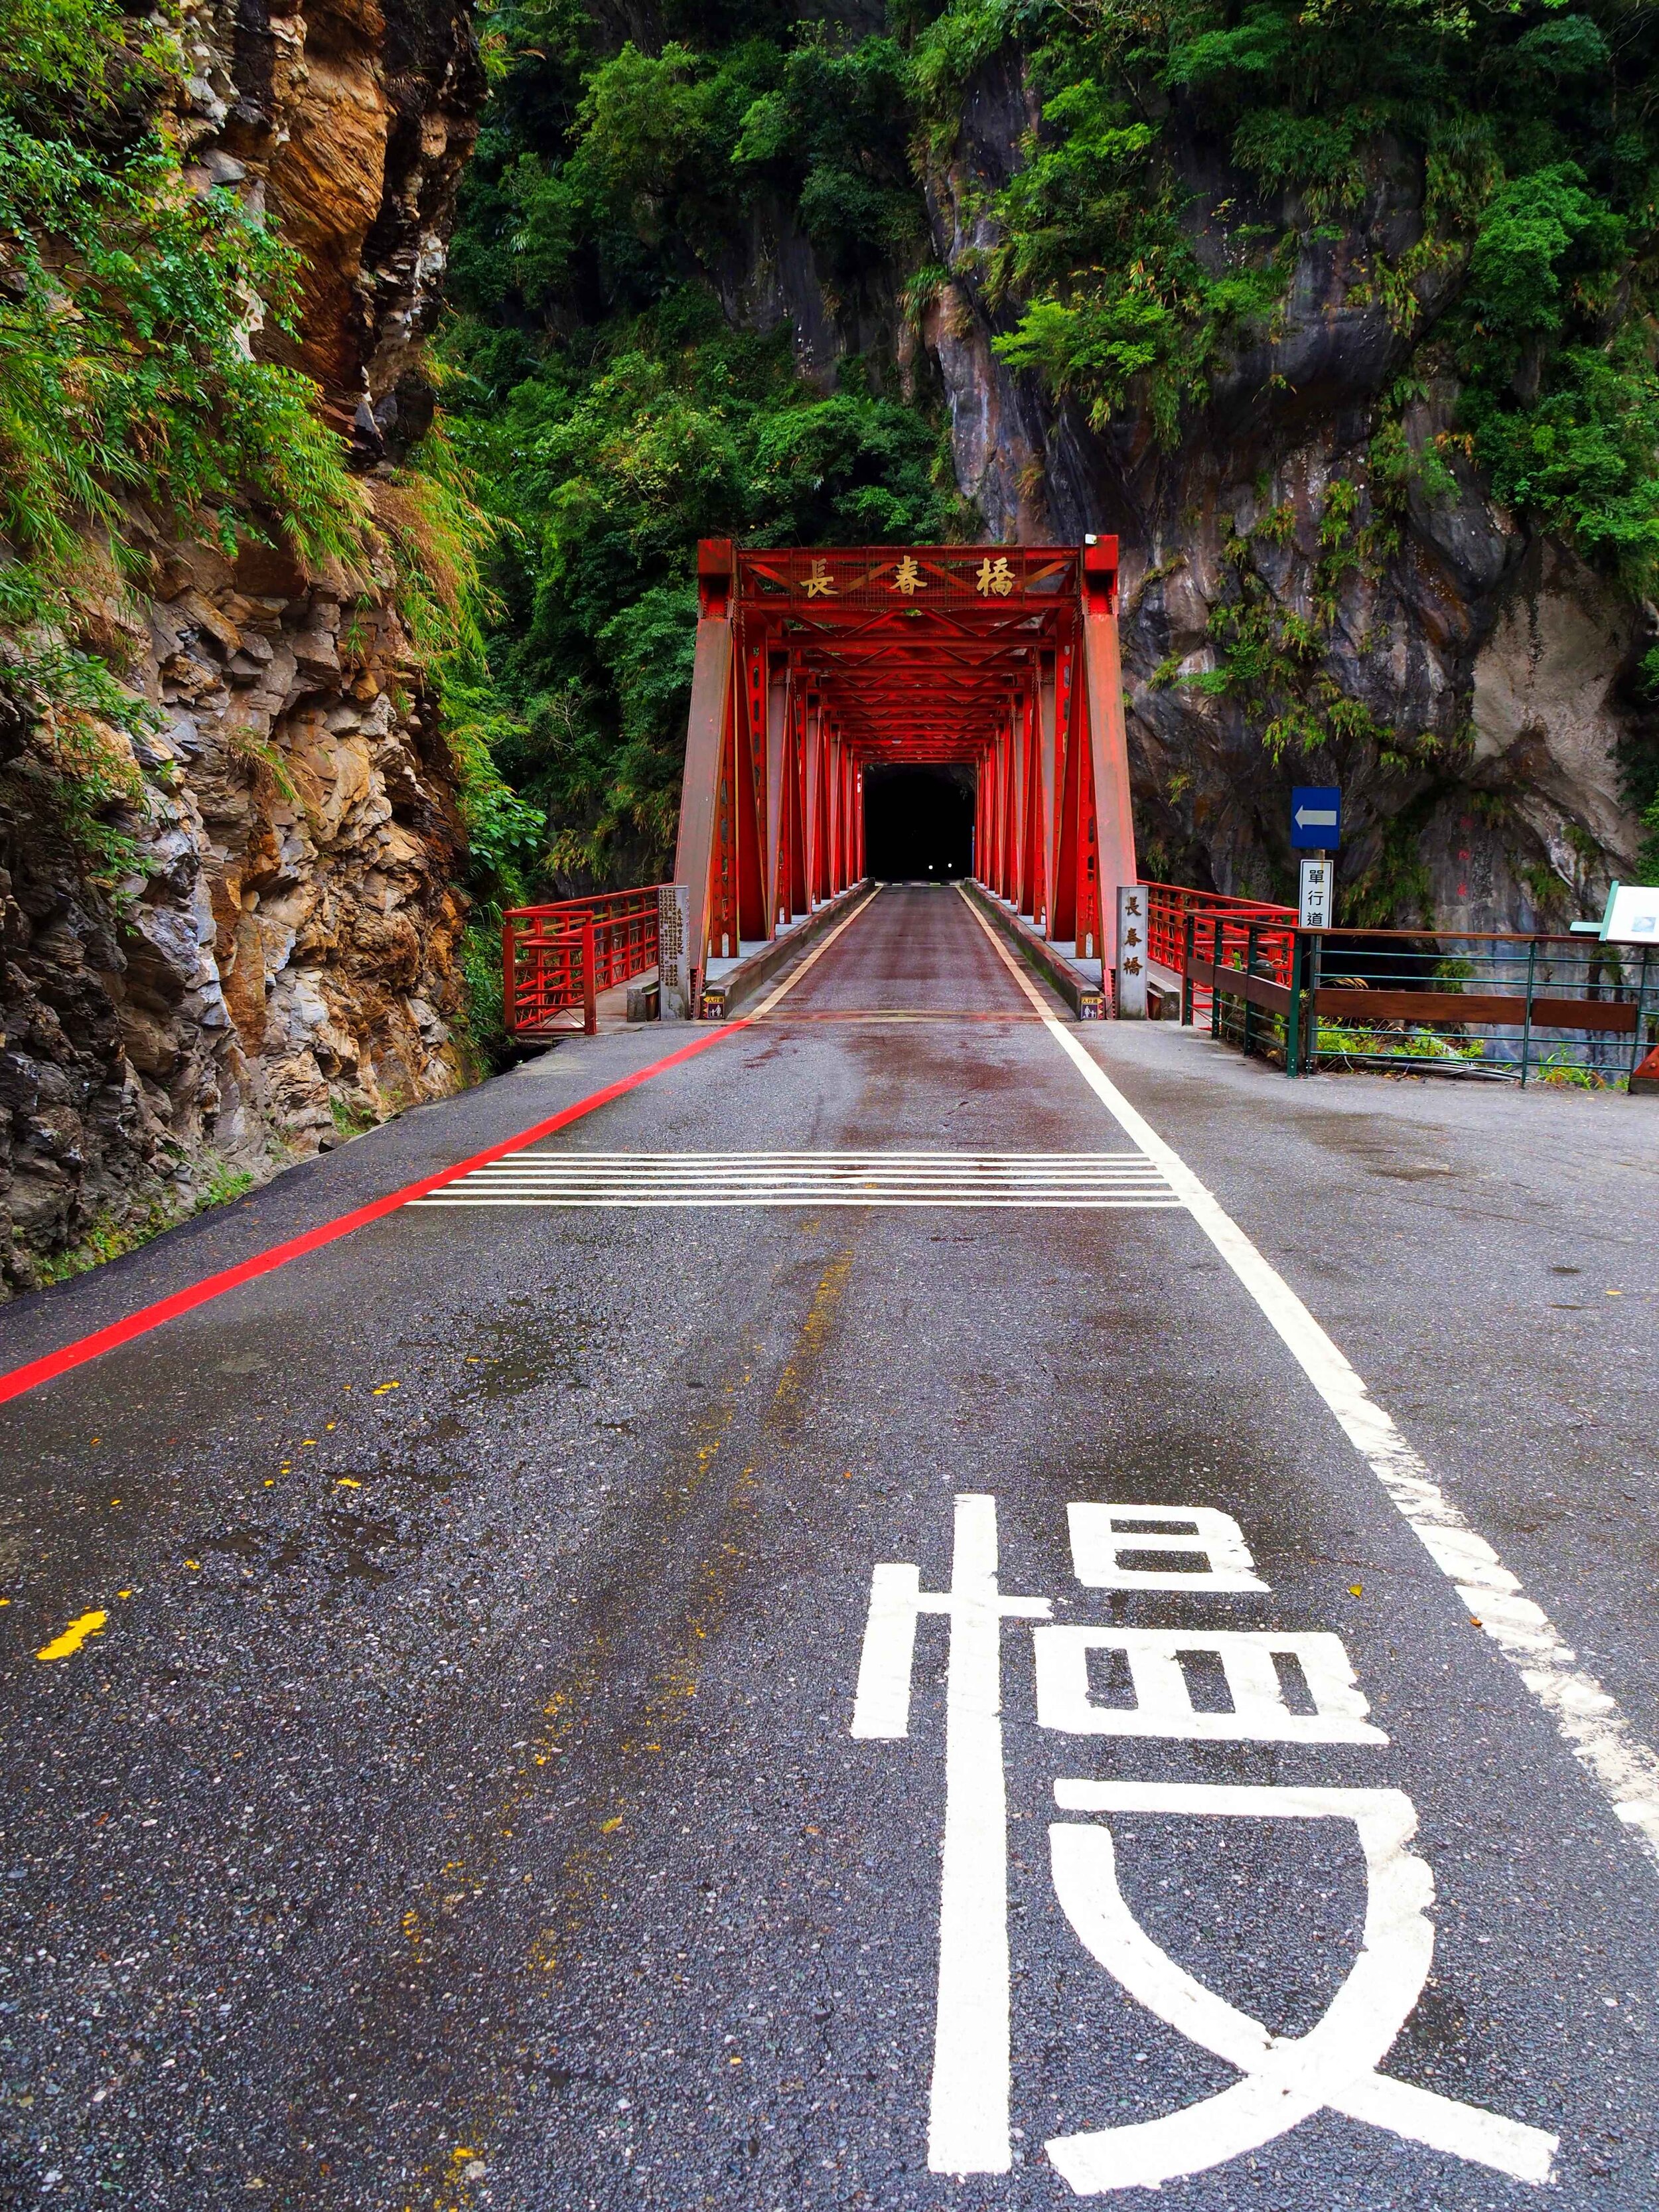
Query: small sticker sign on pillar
657 883 693 1020
1114 884 1148 1018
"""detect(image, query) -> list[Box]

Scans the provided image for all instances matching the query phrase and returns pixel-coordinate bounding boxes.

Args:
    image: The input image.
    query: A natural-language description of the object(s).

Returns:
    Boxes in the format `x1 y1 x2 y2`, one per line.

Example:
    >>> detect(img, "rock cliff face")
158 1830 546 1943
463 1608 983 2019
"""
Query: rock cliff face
695 38 1650 929
0 0 484 1293
918 67 1651 926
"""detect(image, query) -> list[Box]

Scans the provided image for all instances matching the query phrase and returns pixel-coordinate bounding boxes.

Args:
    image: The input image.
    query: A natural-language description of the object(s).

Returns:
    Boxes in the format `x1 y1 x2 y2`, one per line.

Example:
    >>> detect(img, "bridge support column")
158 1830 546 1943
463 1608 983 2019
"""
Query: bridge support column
674 539 737 1007
1080 537 1137 975
1036 654 1058 934
765 656 788 936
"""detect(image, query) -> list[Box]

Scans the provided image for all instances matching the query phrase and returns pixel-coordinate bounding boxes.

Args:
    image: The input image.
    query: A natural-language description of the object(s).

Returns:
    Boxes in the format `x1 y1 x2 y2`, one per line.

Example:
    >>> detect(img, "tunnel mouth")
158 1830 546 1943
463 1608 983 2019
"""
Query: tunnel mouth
863 765 975 881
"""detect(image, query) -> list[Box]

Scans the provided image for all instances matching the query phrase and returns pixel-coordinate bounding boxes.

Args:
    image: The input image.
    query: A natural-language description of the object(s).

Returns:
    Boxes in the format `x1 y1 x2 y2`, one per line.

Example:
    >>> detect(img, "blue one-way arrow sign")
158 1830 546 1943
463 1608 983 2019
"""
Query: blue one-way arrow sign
1291 784 1342 849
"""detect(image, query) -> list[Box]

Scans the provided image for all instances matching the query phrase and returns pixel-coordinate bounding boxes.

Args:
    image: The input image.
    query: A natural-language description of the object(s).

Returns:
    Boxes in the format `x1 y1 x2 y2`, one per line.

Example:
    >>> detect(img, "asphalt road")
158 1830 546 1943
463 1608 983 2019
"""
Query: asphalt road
1 883 1656 2211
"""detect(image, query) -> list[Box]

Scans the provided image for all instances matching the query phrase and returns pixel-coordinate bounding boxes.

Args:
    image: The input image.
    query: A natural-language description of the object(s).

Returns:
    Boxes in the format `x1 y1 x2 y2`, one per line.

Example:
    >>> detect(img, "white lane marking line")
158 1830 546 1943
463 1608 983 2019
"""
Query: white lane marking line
1047 1783 1557 2189
415 1199 1185 1211
958 882 1659 1870
415 1153 1166 1169
850 1495 1051 2175
419 1151 1162 1165
745 885 885 1017
411 1149 1184 1209
428 1169 1170 1181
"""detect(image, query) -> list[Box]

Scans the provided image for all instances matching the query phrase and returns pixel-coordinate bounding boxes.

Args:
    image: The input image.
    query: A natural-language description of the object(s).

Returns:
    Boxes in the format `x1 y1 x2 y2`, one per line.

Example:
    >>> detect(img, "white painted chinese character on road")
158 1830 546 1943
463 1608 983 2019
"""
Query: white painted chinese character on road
851 1494 1557 2192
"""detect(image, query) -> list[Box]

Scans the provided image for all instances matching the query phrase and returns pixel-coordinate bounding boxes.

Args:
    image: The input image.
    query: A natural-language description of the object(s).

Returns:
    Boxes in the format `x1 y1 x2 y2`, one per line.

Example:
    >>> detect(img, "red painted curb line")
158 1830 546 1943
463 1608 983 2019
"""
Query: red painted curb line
0 1021 751 1410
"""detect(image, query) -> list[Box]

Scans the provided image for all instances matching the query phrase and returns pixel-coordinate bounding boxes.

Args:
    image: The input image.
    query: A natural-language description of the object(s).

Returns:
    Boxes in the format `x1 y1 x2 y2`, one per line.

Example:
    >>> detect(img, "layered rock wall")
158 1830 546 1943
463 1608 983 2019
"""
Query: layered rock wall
918 71 1652 926
0 0 484 1293
702 42 1650 928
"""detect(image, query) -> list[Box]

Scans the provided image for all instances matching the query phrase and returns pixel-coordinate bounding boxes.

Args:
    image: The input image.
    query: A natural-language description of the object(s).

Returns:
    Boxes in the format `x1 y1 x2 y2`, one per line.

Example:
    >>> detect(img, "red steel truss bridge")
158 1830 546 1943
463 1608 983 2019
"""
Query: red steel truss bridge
672 537 1137 1002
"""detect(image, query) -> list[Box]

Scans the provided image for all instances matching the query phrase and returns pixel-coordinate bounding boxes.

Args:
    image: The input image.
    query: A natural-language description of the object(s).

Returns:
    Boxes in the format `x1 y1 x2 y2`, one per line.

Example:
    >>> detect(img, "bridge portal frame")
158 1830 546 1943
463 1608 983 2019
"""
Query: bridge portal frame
673 538 1137 1004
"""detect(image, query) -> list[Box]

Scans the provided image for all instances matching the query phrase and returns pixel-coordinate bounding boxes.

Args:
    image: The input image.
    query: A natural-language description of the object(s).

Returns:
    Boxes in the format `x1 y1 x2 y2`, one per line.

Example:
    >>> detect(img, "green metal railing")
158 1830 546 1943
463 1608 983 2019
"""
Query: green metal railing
1184 922 1657 1088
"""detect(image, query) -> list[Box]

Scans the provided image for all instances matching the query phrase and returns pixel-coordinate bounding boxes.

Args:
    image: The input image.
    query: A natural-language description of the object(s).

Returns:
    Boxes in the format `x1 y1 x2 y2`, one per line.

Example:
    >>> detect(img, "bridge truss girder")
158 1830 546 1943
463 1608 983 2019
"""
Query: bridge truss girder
673 539 1136 995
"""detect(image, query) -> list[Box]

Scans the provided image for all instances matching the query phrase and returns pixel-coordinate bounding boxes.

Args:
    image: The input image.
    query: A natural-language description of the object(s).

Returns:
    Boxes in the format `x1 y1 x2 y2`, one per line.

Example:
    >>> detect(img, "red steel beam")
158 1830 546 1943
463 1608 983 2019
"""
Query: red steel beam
674 538 1132 999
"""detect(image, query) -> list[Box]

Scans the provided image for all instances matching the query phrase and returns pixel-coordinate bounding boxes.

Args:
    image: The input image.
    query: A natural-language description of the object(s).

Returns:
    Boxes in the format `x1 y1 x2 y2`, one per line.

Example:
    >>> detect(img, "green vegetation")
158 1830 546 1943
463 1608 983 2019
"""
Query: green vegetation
911 0 1659 597
0 0 366 594
907 0 1659 879
444 0 1659 922
0 0 371 885
441 0 964 896
11 0 1657 962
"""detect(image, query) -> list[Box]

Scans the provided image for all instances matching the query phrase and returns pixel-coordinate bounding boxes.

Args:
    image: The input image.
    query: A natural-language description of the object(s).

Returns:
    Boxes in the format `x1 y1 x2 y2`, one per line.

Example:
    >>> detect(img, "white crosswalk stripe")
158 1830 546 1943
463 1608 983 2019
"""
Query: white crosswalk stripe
411 1151 1183 1209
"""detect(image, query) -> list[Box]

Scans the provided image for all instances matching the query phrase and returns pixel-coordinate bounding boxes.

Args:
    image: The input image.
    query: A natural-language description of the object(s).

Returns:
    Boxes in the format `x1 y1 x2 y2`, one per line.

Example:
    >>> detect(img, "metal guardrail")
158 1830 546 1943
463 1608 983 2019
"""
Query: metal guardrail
503 887 664 1037
1185 923 1658 1088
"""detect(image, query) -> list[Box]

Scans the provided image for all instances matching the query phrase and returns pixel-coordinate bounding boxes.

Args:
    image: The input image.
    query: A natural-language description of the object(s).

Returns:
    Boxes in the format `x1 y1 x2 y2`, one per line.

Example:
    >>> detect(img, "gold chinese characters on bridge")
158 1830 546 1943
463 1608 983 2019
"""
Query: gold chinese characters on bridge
789 551 1025 601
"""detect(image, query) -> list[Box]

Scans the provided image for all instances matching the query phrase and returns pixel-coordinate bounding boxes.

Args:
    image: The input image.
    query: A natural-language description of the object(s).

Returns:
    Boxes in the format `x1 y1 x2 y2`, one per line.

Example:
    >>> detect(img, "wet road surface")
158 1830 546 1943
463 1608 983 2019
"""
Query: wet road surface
1 883 1657 2209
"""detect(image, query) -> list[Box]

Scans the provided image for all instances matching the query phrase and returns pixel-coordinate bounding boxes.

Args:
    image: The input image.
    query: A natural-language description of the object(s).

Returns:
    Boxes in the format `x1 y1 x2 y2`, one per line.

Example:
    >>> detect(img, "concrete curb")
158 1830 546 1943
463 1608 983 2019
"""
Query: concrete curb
697 880 874 1019
959 880 1107 1019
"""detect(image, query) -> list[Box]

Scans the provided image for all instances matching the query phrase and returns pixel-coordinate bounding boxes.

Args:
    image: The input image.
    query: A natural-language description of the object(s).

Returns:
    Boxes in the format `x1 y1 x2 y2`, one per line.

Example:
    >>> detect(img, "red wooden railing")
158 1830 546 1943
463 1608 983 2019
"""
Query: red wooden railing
1143 882 1297 1020
1145 881 1297 972
503 887 664 1037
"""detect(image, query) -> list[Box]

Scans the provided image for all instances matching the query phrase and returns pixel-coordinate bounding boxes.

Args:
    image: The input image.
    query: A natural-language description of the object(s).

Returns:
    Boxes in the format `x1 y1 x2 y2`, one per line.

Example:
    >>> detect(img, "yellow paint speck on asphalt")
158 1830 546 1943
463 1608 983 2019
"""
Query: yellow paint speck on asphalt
336 1478 362 1489
373 1382 399 1394
185 1560 201 1571
601 1816 623 1833
36 1611 107 1661
117 1590 131 1599
1348 1584 1363 1597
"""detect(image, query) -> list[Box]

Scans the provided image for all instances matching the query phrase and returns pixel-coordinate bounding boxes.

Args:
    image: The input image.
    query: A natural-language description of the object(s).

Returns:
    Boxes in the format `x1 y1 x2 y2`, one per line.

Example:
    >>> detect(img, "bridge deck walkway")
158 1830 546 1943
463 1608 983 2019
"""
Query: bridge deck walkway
0 886 1654 2208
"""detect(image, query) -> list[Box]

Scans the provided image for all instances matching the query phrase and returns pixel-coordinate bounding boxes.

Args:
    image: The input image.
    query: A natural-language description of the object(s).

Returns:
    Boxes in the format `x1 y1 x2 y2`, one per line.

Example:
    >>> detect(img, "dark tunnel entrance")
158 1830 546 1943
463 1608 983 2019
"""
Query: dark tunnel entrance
863 765 976 881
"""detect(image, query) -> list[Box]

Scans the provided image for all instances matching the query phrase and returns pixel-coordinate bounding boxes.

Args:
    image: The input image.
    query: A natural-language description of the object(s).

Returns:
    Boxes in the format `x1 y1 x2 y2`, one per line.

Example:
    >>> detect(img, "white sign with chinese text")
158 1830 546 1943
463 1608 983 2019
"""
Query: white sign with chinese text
1299 856 1334 930
1115 885 1148 1018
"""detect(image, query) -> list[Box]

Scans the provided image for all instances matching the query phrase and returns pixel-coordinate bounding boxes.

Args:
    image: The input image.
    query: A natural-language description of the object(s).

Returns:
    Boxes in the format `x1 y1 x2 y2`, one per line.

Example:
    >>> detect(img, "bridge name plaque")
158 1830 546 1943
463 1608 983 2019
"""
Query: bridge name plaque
658 883 691 1021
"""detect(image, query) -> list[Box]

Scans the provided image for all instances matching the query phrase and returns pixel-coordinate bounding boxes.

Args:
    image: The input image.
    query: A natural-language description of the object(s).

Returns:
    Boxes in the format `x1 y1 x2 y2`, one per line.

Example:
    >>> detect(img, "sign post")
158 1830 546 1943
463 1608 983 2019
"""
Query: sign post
1291 789 1340 1037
